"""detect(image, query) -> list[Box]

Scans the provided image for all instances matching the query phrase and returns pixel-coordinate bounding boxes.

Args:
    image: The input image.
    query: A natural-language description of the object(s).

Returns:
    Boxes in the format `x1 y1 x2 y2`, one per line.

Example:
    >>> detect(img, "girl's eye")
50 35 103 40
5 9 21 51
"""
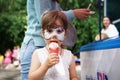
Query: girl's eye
47 29 53 33
57 29 64 34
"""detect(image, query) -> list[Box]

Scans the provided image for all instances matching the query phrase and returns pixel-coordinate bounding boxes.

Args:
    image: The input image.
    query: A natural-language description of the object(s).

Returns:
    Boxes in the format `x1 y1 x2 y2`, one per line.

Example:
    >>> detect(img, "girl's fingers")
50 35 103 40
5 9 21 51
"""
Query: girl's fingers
49 54 59 65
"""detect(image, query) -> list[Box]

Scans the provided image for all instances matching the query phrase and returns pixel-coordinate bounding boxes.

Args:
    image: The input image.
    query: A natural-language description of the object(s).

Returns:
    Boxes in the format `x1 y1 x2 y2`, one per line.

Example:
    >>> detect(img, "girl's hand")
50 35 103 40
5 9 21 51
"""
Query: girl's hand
45 53 59 68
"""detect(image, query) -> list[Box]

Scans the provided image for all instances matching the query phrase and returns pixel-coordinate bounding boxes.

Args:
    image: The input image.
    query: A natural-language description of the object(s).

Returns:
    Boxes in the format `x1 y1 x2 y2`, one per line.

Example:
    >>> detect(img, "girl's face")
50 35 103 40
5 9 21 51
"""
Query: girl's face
103 17 110 29
43 19 66 46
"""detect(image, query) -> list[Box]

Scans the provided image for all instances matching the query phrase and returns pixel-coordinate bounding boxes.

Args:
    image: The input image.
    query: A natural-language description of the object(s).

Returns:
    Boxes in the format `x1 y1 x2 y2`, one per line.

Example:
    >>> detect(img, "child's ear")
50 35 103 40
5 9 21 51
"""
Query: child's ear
65 29 68 37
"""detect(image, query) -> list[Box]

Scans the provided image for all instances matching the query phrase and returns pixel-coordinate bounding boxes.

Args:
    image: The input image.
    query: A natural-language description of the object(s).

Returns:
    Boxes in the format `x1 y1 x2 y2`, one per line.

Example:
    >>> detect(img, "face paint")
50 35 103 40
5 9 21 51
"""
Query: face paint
44 27 65 41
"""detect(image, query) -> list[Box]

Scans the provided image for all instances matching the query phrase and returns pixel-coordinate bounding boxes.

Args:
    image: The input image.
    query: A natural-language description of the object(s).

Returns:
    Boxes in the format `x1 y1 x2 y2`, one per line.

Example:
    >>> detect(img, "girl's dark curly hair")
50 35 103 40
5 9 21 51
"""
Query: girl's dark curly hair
42 10 68 31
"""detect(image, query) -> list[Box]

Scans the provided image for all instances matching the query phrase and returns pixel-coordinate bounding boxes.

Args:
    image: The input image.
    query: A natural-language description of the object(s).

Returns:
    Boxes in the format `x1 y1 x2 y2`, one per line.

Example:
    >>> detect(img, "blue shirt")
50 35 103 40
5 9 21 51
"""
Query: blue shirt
23 0 75 46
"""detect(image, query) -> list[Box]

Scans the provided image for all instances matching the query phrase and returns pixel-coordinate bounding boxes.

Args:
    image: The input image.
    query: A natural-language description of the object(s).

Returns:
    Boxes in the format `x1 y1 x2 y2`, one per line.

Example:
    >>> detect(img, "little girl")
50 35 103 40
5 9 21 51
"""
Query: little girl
28 10 78 80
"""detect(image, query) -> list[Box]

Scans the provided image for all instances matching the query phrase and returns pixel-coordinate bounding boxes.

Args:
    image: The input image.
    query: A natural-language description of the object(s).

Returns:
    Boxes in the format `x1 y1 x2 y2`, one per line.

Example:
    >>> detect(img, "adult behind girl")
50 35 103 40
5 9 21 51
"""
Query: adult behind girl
95 16 119 40
101 16 119 38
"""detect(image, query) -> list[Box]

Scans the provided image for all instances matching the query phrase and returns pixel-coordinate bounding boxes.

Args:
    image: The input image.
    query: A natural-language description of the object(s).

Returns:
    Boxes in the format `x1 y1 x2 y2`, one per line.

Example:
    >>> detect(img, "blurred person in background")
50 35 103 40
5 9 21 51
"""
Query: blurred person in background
95 16 119 40
0 53 4 69
101 16 119 38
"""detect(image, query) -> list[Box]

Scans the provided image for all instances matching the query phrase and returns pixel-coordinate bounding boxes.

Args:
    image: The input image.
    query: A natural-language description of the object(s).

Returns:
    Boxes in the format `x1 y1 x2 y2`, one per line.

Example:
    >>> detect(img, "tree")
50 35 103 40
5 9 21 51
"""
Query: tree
0 0 102 54
0 0 27 54
60 0 100 52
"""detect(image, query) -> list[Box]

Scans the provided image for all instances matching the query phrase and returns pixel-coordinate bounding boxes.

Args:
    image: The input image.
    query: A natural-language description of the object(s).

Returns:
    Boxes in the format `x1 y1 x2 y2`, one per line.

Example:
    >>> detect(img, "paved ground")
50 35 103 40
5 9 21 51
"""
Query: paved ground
0 65 81 80
0 70 20 80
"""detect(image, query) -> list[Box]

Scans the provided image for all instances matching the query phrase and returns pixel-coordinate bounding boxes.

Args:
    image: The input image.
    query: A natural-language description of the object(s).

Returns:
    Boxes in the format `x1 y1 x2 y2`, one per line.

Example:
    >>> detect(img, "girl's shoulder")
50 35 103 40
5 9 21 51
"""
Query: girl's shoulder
63 49 73 57
62 49 73 65
33 47 48 55
33 47 49 63
63 48 72 53
35 47 45 52
109 24 116 28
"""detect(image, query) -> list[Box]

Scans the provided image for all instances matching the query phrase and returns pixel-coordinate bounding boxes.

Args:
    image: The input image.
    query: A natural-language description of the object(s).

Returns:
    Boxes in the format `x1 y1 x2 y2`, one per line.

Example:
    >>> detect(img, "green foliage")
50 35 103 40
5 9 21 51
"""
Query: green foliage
61 0 100 52
72 15 99 52
0 0 26 54
0 0 102 54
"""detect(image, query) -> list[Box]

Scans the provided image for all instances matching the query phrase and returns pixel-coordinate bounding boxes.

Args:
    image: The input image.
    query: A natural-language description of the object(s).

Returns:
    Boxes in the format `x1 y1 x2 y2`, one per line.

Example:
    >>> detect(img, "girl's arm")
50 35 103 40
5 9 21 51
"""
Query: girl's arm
28 51 48 80
69 55 79 80
28 50 59 80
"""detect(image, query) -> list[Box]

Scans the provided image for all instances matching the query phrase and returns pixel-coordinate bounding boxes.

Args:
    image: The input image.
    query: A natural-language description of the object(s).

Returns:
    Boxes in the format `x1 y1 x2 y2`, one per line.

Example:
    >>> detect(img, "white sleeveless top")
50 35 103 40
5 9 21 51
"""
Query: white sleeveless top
35 47 73 80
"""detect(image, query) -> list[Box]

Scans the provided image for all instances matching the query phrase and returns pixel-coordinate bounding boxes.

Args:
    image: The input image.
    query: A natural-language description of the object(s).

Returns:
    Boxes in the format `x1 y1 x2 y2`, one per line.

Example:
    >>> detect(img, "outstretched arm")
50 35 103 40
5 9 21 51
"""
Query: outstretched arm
34 0 91 24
